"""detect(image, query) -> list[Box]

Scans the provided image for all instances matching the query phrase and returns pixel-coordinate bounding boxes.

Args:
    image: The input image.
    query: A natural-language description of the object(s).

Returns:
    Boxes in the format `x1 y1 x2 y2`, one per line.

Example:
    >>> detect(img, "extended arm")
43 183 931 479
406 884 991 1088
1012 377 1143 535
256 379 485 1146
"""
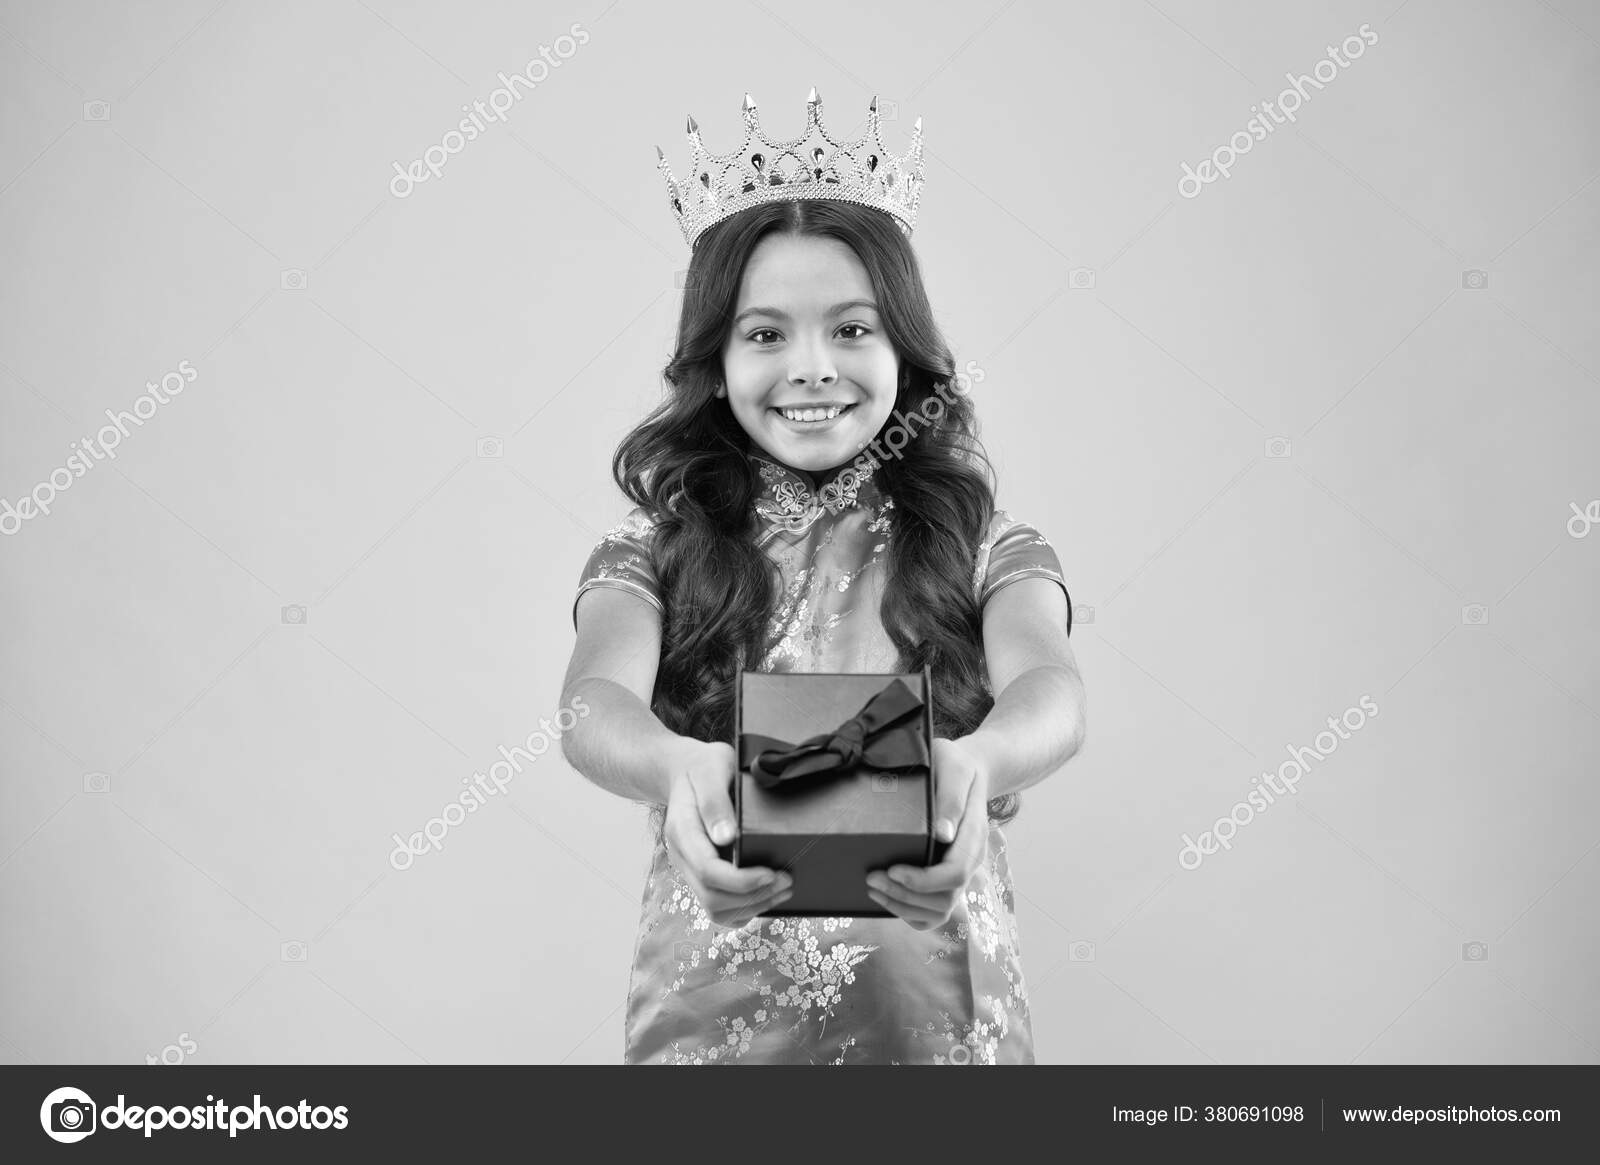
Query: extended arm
960 576 1086 798
560 586 794 922
560 587 689 807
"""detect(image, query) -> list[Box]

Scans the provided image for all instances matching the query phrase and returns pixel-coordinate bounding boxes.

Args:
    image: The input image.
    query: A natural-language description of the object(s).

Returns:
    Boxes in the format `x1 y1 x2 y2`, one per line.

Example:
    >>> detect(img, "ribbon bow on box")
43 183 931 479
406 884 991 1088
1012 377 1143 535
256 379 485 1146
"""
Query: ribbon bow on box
737 678 929 790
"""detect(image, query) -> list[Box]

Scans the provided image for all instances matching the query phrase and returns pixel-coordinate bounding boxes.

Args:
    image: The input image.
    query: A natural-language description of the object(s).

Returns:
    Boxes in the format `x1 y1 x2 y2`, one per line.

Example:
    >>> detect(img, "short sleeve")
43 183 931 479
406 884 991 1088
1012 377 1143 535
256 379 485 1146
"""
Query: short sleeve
973 510 1073 634
572 507 663 627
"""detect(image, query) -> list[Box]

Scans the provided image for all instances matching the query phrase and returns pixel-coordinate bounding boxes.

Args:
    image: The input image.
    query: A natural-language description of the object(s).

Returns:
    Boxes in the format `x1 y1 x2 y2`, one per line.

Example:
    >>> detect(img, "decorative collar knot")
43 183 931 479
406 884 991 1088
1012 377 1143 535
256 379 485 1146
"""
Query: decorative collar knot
751 452 879 535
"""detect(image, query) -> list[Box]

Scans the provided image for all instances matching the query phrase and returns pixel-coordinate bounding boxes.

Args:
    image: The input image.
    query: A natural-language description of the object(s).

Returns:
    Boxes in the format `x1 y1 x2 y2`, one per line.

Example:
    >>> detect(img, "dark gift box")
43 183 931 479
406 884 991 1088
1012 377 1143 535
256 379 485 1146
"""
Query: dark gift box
715 667 948 917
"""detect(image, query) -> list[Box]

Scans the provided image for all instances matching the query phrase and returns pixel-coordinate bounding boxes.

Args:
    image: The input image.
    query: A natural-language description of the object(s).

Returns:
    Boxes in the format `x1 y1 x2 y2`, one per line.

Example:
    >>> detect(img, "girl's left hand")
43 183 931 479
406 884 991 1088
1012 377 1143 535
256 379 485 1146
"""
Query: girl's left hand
865 737 990 931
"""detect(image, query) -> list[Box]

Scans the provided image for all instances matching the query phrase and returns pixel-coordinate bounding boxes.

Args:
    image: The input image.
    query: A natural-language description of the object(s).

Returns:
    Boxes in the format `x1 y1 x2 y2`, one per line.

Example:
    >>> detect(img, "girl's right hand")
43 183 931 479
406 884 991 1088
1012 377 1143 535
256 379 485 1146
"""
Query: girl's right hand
663 740 794 927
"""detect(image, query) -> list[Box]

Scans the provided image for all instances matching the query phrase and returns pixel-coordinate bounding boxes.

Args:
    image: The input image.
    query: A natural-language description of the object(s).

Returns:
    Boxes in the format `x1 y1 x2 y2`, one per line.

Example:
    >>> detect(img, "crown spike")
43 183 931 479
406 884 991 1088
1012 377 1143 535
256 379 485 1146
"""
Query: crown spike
743 92 756 111
686 114 698 134
807 86 820 104
869 96 878 113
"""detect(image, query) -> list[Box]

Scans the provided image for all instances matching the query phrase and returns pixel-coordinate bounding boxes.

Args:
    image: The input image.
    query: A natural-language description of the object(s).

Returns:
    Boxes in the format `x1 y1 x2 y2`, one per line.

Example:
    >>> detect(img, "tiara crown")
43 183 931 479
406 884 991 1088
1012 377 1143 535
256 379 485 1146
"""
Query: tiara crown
655 88 925 251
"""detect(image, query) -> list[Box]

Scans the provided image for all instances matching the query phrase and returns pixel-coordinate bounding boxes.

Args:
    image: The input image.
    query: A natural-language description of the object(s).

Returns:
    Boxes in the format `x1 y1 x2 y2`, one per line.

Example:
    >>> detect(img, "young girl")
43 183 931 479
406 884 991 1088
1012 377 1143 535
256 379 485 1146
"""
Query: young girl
561 91 1086 1064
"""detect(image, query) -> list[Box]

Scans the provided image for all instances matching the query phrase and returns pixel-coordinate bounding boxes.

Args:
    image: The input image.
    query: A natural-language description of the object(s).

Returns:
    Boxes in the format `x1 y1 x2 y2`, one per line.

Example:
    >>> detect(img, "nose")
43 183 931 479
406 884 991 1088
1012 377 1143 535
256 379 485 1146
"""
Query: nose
787 335 837 388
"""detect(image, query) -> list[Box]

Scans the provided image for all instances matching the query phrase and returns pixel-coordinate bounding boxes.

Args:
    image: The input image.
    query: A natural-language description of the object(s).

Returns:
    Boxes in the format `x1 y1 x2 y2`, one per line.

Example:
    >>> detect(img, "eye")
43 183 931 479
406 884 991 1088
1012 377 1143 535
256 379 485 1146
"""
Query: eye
746 328 781 345
837 323 871 340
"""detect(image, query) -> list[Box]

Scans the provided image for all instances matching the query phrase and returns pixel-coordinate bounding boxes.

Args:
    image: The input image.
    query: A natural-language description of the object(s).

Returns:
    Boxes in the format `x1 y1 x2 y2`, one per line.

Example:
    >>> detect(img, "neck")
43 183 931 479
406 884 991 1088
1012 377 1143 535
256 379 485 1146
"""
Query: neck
746 439 858 491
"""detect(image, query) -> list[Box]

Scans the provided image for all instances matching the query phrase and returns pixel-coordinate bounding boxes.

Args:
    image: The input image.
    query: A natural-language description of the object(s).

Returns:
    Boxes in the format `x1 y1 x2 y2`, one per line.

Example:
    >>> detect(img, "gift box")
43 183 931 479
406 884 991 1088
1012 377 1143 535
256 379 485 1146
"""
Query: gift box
715 667 948 917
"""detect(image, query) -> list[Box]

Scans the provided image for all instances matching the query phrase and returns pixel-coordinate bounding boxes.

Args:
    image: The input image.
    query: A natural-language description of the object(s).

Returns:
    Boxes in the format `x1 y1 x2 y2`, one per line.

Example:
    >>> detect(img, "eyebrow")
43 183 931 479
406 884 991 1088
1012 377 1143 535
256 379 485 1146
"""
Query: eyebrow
732 300 880 329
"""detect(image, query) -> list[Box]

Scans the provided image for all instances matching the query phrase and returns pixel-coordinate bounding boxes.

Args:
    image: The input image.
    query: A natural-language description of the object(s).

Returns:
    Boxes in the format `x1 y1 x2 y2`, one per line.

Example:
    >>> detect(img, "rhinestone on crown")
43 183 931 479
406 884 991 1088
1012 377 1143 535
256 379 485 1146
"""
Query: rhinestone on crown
655 88 925 251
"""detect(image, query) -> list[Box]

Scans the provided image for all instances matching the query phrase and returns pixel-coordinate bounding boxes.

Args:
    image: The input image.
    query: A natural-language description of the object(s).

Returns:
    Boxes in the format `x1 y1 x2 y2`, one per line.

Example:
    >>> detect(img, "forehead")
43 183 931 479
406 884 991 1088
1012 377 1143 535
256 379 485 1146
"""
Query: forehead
735 234 874 308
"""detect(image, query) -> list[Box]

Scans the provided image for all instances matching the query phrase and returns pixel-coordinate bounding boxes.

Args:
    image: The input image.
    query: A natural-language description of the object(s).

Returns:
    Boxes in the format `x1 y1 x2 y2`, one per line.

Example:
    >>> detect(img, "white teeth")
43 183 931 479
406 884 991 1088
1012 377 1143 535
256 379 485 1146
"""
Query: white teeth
780 405 843 422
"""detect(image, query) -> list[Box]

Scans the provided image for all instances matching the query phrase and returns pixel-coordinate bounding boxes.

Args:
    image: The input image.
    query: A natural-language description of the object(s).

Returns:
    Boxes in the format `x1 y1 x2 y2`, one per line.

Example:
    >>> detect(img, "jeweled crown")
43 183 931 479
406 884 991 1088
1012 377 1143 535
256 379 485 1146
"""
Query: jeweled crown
655 88 925 251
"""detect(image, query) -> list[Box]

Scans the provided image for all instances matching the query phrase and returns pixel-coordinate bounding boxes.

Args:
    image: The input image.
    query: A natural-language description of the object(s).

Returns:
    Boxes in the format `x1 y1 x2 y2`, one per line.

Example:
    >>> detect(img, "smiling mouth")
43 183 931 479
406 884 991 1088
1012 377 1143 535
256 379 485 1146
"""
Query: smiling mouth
772 403 857 424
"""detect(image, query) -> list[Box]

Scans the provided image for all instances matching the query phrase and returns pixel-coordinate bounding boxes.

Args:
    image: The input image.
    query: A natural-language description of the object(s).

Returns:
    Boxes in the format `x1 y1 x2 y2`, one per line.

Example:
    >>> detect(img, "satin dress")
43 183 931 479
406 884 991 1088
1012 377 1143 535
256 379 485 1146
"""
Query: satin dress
572 445 1071 1064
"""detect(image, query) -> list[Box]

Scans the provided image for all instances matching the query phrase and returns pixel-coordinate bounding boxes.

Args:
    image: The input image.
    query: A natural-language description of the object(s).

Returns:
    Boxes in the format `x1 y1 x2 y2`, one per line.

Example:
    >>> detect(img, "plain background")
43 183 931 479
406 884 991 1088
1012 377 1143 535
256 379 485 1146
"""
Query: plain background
1 0 1597 1064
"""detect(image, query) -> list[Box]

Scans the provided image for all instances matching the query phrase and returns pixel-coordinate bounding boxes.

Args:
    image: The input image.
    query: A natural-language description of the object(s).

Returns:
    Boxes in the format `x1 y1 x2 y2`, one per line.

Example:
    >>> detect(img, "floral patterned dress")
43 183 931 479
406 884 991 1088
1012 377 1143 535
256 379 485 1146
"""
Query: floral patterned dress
572 445 1071 1064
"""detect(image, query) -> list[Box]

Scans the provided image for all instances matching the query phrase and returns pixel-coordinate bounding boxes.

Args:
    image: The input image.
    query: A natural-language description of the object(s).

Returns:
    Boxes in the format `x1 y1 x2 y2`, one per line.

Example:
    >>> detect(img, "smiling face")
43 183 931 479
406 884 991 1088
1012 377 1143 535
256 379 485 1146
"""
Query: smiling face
718 232 900 476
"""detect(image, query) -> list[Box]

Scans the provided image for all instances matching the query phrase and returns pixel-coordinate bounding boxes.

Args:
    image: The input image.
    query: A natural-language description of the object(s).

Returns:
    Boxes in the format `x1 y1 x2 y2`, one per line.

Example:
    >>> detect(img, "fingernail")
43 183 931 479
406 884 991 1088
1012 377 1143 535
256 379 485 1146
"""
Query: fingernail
774 874 793 892
711 821 734 845
935 819 955 841
886 868 907 885
866 874 886 892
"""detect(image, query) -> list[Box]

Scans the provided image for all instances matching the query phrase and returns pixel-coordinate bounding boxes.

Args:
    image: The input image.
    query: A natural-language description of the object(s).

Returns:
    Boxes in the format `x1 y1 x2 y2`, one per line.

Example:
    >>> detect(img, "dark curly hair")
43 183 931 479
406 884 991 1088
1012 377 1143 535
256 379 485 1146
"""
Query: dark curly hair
614 198 1020 832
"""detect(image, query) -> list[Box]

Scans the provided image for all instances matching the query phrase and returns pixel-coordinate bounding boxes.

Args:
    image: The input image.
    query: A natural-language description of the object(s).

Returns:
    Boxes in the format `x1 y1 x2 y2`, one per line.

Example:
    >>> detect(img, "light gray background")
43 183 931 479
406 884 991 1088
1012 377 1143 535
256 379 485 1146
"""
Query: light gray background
1 0 1596 1064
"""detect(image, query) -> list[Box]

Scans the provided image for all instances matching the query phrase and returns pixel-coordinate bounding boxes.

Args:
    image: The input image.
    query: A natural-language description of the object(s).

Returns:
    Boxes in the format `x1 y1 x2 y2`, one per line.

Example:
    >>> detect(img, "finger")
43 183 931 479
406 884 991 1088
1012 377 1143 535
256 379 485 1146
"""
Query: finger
865 873 953 915
865 888 945 929
694 753 738 848
932 748 968 841
686 868 786 924
716 888 794 929
700 858 790 898
714 884 795 928
666 797 783 897
888 783 988 893
942 760 990 865
885 858 965 894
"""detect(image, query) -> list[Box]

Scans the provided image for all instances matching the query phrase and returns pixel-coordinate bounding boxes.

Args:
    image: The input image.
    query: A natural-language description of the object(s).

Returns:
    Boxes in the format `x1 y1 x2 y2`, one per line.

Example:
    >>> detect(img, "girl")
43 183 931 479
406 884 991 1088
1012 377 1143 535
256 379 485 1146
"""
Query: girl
561 101 1085 1064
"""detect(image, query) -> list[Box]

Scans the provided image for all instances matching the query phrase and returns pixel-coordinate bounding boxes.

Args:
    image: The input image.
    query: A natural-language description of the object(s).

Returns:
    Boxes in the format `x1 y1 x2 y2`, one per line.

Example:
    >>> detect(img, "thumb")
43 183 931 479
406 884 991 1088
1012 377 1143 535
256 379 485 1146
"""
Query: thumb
696 763 738 847
707 814 735 847
932 746 965 842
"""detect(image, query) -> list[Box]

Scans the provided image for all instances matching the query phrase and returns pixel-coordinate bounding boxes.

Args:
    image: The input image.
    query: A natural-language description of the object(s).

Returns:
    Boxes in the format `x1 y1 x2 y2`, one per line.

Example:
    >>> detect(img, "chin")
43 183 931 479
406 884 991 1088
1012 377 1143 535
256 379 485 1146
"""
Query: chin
761 425 868 473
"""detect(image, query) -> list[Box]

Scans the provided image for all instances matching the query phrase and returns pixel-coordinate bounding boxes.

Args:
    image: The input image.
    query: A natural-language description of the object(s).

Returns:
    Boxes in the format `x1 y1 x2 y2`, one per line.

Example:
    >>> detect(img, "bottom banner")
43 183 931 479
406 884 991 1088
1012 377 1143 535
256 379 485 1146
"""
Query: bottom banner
3 1064 1593 1158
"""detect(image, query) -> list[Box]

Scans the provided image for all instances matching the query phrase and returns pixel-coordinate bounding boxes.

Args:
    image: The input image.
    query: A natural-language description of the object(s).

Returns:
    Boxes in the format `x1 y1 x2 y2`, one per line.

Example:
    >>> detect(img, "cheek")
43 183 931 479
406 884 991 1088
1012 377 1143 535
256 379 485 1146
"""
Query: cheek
722 353 774 399
858 397 899 434
860 348 900 395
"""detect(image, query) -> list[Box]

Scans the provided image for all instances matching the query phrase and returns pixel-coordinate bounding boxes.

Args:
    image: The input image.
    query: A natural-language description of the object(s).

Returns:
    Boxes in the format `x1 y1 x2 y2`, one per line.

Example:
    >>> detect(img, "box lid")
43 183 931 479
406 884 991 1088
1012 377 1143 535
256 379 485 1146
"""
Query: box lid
737 671 930 836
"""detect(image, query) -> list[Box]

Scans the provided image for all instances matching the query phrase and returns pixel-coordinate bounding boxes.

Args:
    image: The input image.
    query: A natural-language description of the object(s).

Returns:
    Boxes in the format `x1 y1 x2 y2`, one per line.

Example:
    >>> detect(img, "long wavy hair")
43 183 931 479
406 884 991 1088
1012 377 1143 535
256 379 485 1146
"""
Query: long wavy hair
616 198 1020 832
